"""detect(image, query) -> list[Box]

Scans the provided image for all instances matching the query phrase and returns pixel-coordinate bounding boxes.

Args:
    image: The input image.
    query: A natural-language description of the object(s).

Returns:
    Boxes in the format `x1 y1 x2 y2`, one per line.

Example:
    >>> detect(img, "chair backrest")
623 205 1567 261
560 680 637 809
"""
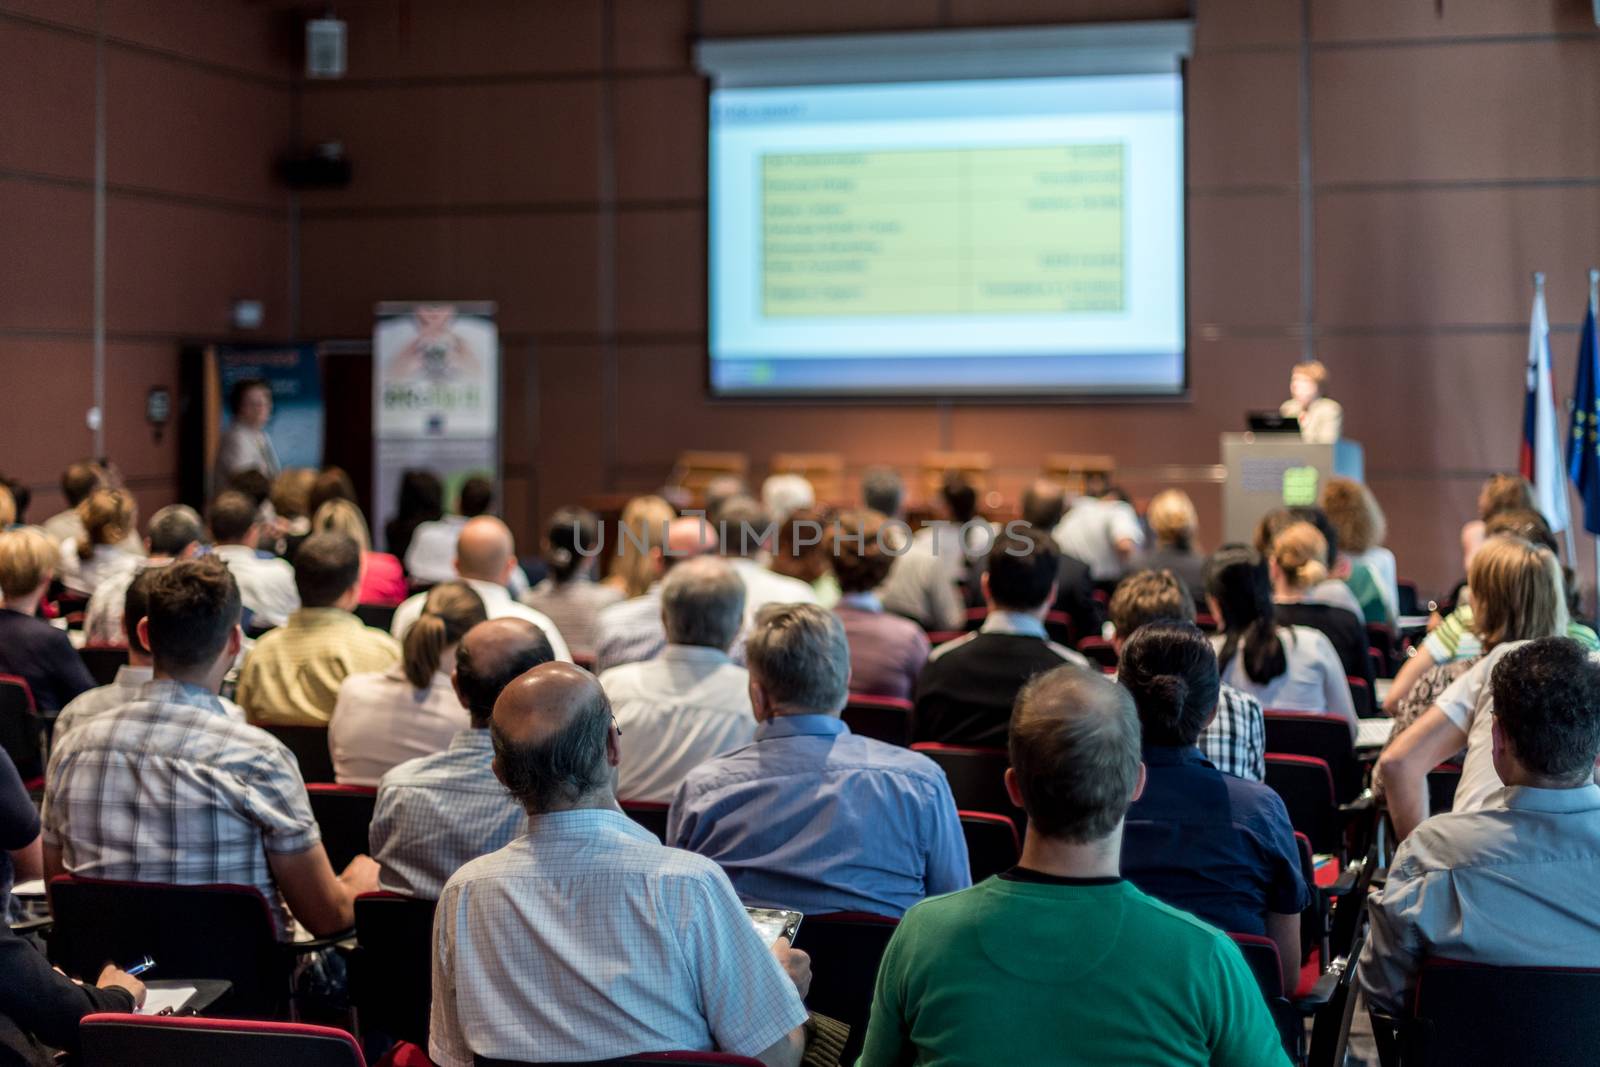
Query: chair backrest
1346 676 1374 717
0 674 43 782
1263 711 1363 804
1265 753 1342 856
620 800 670 842
670 451 750 506
920 450 992 497
1042 610 1075 647
791 912 899 1065
1396 580 1421 618
1405 959 1600 1066
1227 932 1300 1058
306 783 378 871
262 724 336 784
351 893 438 1047
79 1014 365 1067
909 743 1025 826
959 811 1021 882
354 603 397 632
1427 762 1463 815
78 645 130 686
842 694 914 747
1075 636 1119 671
49 877 289 1018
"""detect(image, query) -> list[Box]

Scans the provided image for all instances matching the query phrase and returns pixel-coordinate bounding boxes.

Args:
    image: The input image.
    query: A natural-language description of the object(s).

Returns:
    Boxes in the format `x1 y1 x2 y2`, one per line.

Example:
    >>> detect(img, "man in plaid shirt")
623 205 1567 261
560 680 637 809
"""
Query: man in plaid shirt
1109 570 1266 781
42 558 379 938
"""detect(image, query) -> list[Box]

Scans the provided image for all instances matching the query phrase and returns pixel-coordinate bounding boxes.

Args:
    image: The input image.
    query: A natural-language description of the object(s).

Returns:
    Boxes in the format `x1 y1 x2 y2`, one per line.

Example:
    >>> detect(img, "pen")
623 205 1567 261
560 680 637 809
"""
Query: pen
124 956 156 978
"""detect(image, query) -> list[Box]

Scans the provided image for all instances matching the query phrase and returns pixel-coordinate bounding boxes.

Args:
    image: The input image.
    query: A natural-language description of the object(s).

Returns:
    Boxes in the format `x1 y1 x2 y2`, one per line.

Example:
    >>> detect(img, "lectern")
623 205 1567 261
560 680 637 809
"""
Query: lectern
1220 433 1365 545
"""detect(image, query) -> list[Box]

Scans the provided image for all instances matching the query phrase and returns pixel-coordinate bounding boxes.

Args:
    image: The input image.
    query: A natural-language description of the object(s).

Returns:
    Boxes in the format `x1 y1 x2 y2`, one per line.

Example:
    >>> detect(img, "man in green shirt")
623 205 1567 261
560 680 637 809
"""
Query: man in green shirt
856 665 1290 1067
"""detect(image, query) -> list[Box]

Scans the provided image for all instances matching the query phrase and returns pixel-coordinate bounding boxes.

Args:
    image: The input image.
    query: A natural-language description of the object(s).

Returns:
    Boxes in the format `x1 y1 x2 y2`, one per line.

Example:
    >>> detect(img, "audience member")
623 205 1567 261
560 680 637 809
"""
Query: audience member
0 921 144 1065
58 569 245 740
82 503 202 647
856 664 1288 1066
1320 477 1398 622
39 461 110 548
521 506 623 657
1205 545 1356 734
42 558 379 938
0 747 41 915
594 515 719 674
860 465 904 519
1019 478 1103 642
1118 622 1309 992
1269 521 1376 688
602 558 754 803
228 467 274 520
329 581 487 786
760 473 815 525
212 378 280 491
1253 507 1364 622
370 618 555 898
702 474 749 525
308 466 358 516
1460 473 1536 571
879 472 983 630
270 467 317 542
1279 359 1342 444
390 516 570 659
0 474 30 527
1139 489 1208 610
55 488 140 596
405 475 496 586
671 603 967 916
1361 637 1600 1014
312 498 408 607
830 508 929 700
1109 569 1265 781
1053 484 1144 585
428 663 812 1066
0 528 94 712
714 495 819 622
768 506 840 607
384 469 444 565
915 526 1085 746
603 494 677 598
0 486 12 530
209 489 299 627
1378 536 1568 841
236 532 401 726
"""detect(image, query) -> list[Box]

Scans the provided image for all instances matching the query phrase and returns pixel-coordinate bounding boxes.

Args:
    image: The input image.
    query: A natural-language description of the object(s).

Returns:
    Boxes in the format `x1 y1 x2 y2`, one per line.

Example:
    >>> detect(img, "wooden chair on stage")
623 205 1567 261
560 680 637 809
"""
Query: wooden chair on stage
920 452 992 501
669 451 749 507
1042 453 1116 497
769 452 845 504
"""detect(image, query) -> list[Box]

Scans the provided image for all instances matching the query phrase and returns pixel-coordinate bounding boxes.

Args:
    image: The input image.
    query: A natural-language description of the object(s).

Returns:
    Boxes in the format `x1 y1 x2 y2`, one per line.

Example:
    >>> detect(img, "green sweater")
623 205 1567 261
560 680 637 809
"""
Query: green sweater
856 876 1290 1067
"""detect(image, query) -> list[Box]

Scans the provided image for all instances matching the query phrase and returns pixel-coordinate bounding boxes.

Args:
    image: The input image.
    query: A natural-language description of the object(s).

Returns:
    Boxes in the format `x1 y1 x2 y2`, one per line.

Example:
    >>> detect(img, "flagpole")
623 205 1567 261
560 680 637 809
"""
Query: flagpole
1536 271 1579 564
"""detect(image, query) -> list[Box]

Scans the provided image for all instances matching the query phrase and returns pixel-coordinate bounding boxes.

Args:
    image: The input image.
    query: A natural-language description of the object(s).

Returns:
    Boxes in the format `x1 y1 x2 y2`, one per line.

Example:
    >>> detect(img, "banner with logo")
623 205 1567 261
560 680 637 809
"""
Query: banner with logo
210 343 323 490
371 302 499 550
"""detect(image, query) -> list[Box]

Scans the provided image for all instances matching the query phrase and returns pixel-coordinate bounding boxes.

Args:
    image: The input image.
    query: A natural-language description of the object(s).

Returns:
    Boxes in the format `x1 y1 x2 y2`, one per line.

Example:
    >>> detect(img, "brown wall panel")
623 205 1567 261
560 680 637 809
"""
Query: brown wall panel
0 21 94 180
947 0 1187 26
452 212 602 337
1187 192 1301 328
1187 50 1300 188
0 339 94 482
335 0 603 80
102 342 181 484
699 0 941 38
614 0 696 71
614 76 707 202
299 216 454 337
535 343 609 520
1314 39 1600 184
1316 186 1600 328
102 1 291 77
615 209 705 334
0 180 93 331
1192 0 1299 50
1311 0 1597 42
0 1 97 33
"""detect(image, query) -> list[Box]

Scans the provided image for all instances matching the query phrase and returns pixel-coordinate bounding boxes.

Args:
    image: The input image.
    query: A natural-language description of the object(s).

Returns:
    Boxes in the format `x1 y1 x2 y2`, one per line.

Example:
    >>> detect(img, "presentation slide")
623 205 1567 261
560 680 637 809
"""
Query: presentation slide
708 75 1185 397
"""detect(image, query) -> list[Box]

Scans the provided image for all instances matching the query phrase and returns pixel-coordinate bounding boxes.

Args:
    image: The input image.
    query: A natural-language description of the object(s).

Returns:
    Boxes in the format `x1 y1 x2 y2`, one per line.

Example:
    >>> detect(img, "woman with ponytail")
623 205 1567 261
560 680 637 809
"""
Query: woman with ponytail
1269 521 1376 691
328 580 487 785
1118 621 1310 994
521 506 622 659
1204 544 1356 735
56 489 139 595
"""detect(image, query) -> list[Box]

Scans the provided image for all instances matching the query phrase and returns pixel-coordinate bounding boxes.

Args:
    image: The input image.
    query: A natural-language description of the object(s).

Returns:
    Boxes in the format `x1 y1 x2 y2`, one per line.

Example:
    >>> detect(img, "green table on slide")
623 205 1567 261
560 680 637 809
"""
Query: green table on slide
761 144 1126 317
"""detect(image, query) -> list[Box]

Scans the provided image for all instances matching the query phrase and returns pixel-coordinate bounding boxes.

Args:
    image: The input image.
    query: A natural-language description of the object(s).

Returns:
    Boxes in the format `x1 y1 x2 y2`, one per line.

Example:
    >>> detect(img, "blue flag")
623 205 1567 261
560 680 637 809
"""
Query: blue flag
1569 287 1600 534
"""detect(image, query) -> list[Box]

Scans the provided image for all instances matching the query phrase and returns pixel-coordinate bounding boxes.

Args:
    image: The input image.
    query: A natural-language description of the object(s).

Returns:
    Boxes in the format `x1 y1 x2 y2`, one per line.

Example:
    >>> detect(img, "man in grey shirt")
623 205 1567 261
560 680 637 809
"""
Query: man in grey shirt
1360 637 1600 1014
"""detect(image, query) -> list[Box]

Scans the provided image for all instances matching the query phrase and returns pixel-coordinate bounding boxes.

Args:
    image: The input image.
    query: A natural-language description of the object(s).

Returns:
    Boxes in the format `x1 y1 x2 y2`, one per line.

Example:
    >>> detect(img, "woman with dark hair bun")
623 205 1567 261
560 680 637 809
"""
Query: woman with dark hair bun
520 506 621 659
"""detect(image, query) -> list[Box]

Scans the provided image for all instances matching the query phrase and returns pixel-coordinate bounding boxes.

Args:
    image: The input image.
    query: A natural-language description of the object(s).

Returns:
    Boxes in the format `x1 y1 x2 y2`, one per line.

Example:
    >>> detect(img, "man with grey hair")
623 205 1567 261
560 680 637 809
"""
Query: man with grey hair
856 664 1287 1066
600 557 756 803
669 603 969 917
429 663 812 1067
82 504 204 647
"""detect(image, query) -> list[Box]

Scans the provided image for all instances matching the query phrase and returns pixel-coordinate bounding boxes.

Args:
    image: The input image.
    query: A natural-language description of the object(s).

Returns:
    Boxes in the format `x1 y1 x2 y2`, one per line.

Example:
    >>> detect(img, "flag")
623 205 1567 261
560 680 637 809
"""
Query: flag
1522 283 1570 533
1569 282 1600 534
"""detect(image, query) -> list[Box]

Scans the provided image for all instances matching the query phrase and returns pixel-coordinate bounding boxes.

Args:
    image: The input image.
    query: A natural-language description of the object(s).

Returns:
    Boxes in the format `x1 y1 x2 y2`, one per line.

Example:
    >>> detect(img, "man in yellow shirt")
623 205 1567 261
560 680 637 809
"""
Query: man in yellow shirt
237 532 399 726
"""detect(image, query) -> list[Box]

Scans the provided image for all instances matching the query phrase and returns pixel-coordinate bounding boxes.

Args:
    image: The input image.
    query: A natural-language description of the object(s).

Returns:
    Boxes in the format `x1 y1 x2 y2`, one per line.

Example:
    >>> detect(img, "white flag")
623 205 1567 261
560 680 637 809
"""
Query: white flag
1523 285 1570 533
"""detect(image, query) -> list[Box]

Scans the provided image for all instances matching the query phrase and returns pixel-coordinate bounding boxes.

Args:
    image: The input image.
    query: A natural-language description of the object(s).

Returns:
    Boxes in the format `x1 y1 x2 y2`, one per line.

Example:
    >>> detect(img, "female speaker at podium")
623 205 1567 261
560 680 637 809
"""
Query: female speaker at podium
1279 360 1343 444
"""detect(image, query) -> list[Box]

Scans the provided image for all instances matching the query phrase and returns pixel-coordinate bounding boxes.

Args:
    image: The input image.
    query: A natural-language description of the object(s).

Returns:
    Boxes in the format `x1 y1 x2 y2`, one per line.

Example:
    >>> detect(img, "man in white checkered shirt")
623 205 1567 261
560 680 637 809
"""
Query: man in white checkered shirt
430 662 813 1067
41 557 380 939
1109 570 1266 781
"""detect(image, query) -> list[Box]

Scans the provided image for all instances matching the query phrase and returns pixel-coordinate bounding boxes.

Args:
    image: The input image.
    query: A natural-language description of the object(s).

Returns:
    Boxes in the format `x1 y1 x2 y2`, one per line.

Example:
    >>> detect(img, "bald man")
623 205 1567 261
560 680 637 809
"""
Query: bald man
390 516 570 661
593 514 721 674
428 663 812 1067
370 618 555 898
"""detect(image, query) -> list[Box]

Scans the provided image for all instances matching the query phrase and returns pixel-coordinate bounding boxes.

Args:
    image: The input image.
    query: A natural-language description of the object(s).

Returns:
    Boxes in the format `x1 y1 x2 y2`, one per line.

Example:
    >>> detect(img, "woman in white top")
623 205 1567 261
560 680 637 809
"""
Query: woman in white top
522 507 623 660
329 580 488 786
56 489 140 596
1205 545 1356 736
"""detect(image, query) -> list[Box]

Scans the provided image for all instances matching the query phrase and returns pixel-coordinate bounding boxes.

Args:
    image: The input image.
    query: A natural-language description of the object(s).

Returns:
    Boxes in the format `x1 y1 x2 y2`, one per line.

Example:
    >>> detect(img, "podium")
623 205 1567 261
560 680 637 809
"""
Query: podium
1220 433 1365 546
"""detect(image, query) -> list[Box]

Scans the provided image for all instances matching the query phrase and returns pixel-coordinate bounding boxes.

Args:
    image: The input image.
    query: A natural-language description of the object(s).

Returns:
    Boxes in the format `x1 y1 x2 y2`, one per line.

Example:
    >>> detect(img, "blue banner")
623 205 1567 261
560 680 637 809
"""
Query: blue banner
215 344 324 472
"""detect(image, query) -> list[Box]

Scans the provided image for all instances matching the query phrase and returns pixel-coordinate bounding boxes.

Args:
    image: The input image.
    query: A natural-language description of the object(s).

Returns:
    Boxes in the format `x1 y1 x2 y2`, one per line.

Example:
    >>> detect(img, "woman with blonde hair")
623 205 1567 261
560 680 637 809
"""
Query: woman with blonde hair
56 488 139 595
1378 535 1568 840
0 528 95 713
1139 489 1206 609
328 579 487 785
605 494 675 598
0 486 14 529
1319 477 1396 624
1268 522 1375 692
1459 472 1536 573
312 499 407 607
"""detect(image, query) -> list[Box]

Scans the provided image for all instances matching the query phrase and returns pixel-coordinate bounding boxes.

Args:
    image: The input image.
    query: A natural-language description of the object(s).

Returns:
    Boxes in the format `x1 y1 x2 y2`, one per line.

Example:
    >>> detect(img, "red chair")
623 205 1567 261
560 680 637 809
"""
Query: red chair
1427 761 1463 815
842 694 914 746
962 606 988 632
350 892 437 1047
1043 610 1076 647
959 811 1020 882
306 783 378 871
78 644 130 686
621 799 670 842
1346 676 1375 718
79 1014 365 1066
0 674 46 787
1265 753 1343 856
791 912 899 1064
910 743 1024 826
261 724 336 784
1231 929 1367 1067
354 603 398 633
1263 711 1365 805
1076 635 1119 671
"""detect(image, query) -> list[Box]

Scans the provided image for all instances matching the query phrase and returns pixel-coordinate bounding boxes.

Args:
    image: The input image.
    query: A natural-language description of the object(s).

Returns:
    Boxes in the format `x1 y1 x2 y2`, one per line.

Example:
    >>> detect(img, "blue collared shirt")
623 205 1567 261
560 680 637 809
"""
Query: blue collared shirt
667 715 970 918
1121 746 1309 937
